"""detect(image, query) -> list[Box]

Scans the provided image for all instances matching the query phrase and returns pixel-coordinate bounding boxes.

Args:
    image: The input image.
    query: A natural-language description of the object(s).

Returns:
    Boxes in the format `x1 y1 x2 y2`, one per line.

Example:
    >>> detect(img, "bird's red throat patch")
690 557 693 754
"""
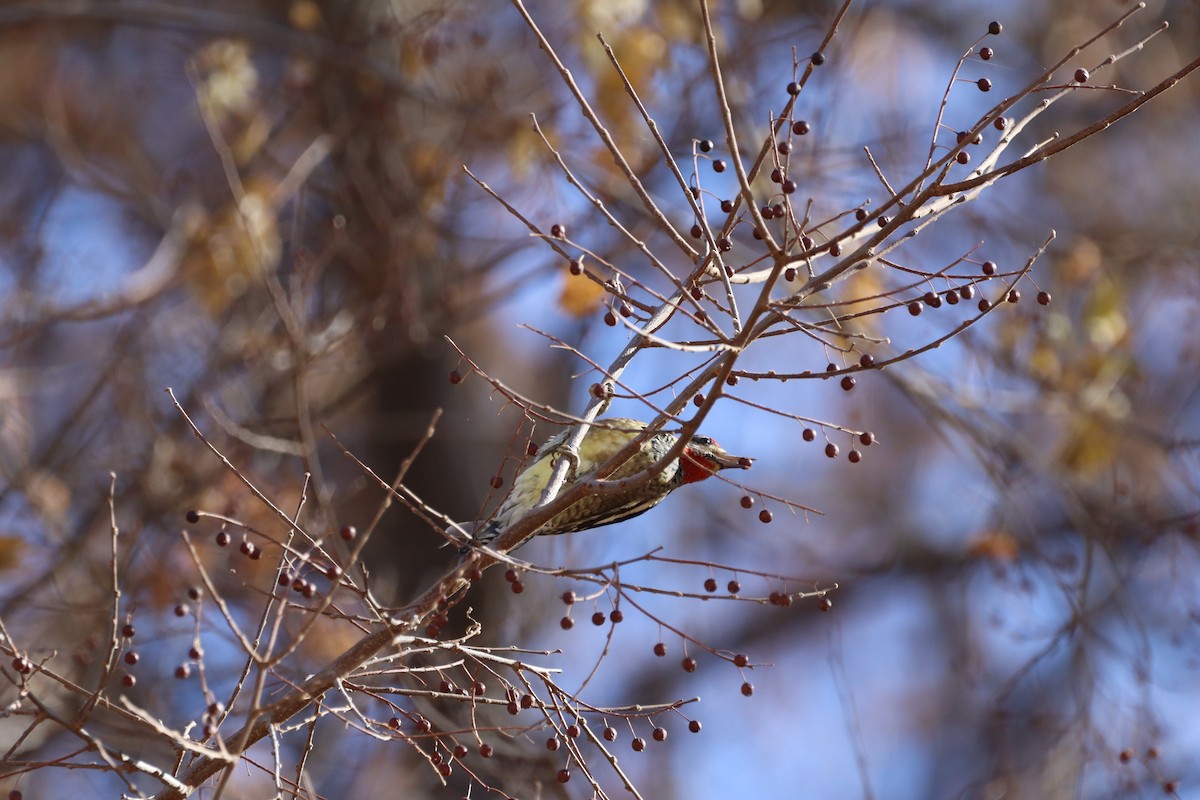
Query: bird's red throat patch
679 447 720 484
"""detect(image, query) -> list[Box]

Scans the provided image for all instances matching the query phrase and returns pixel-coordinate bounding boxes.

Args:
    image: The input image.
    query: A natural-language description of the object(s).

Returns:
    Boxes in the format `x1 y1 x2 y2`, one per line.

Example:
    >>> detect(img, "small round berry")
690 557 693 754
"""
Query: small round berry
699 139 714 152
504 569 518 583
712 160 726 173
604 726 618 742
960 285 976 300
507 701 519 715
945 291 960 305
978 298 991 312
727 580 741 594
878 216 889 228
439 679 453 694
437 763 451 778
1118 749 1132 763
908 301 923 316
654 642 668 657
388 716 402 730
520 694 534 709
417 717 433 733
1007 289 1021 304
976 78 992 92
988 21 1003 35
187 586 202 600
980 46 994 60
693 393 705 408
690 223 703 238
175 664 191 680
215 530 231 547
704 577 719 592
858 354 874 368
568 259 582 275
652 727 668 742
473 681 486 696
325 564 342 580
682 657 698 673
122 673 136 688
632 737 646 752
782 179 797 194
733 654 749 667
819 596 834 612
188 646 202 660
726 374 739 386
777 141 792 155
792 120 811 135
561 591 575 605
490 475 504 490
550 223 566 239
566 724 581 739
982 261 997 275
174 604 189 618
185 509 200 524
770 167 783 184
758 509 773 524
1037 291 1052 306
786 81 800 96
840 376 855 391
855 208 868 222
784 267 798 282
689 720 702 733
741 682 754 697
124 651 139 666
510 580 525 594
811 51 825 65
557 769 570 784
859 431 875 446
453 744 468 760
466 566 483 581
340 525 357 541
604 311 617 327
825 443 839 459
546 736 560 751
122 624 136 638
1074 68 1089 83
720 199 734 213
848 449 862 463
610 609 625 623
994 116 1008 131
802 428 816 442
592 611 606 626
1147 747 1159 759
740 495 754 509
448 370 463 385
924 291 942 308
956 152 970 165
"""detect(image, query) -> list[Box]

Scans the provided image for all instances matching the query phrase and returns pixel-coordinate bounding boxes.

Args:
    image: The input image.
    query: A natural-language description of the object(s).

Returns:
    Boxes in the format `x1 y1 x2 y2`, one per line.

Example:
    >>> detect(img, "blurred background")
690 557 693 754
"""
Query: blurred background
1 0 1199 797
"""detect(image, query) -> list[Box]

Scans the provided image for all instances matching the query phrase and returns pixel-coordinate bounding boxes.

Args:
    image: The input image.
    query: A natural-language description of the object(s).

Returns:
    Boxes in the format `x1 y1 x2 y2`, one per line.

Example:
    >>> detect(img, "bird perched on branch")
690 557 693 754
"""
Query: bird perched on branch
462 418 751 553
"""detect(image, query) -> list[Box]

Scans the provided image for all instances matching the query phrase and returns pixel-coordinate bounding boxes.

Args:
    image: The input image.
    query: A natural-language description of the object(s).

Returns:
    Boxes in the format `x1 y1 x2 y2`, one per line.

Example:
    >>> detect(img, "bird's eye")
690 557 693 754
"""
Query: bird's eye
691 436 713 446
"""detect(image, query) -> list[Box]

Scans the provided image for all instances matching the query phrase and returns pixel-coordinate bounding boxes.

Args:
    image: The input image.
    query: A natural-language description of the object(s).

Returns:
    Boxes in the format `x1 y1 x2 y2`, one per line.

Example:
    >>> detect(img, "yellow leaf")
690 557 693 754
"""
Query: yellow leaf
559 272 607 318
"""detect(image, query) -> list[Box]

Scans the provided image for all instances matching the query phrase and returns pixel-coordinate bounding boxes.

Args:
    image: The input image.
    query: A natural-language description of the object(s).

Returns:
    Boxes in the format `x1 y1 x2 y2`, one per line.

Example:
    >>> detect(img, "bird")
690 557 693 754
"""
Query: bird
462 418 751 553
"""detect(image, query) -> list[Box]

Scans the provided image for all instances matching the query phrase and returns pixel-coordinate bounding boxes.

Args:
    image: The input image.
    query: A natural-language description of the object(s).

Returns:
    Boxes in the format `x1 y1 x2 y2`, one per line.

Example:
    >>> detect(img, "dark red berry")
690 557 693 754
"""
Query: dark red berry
510 580 524 594
121 673 135 688
777 141 792 155
652 727 668 742
654 642 667 657
770 167 782 184
782 179 797 194
825 443 839 458
682 657 697 673
740 495 754 508
981 261 997 275
988 21 1002 35
741 682 754 696
960 285 976 300
1074 68 1088 83
690 224 703 238
802 428 816 442
491 475 504 489
979 298 991 312
632 737 646 752
704 577 718 592
792 120 811 135
185 509 200 524
840 376 855 391
568 259 582 275
689 720 702 733
215 531 231 547
956 152 970 165
124 651 139 665
174 604 188 617
175 664 191 679
604 311 617 326
550 223 566 239
1007 289 1020 303
448 370 463 385
858 354 874 368
855 208 867 222
908 301 923 316
848 449 862 463
520 694 534 709
733 654 749 667
122 624 135 638
727 580 741 594
592 611 606 626
980 46 993 60
699 139 714 152
819 596 833 612
977 78 992 92
811 51 825 65
340 525 357 541
758 509 773 523
604 726 618 741
720 199 734 213
557 768 570 784
786 81 800 95
610 609 625 623
1037 291 1051 306
466 566 483 581
561 591 575 605
546 736 560 751
712 160 726 173
859 431 875 446
504 569 518 583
